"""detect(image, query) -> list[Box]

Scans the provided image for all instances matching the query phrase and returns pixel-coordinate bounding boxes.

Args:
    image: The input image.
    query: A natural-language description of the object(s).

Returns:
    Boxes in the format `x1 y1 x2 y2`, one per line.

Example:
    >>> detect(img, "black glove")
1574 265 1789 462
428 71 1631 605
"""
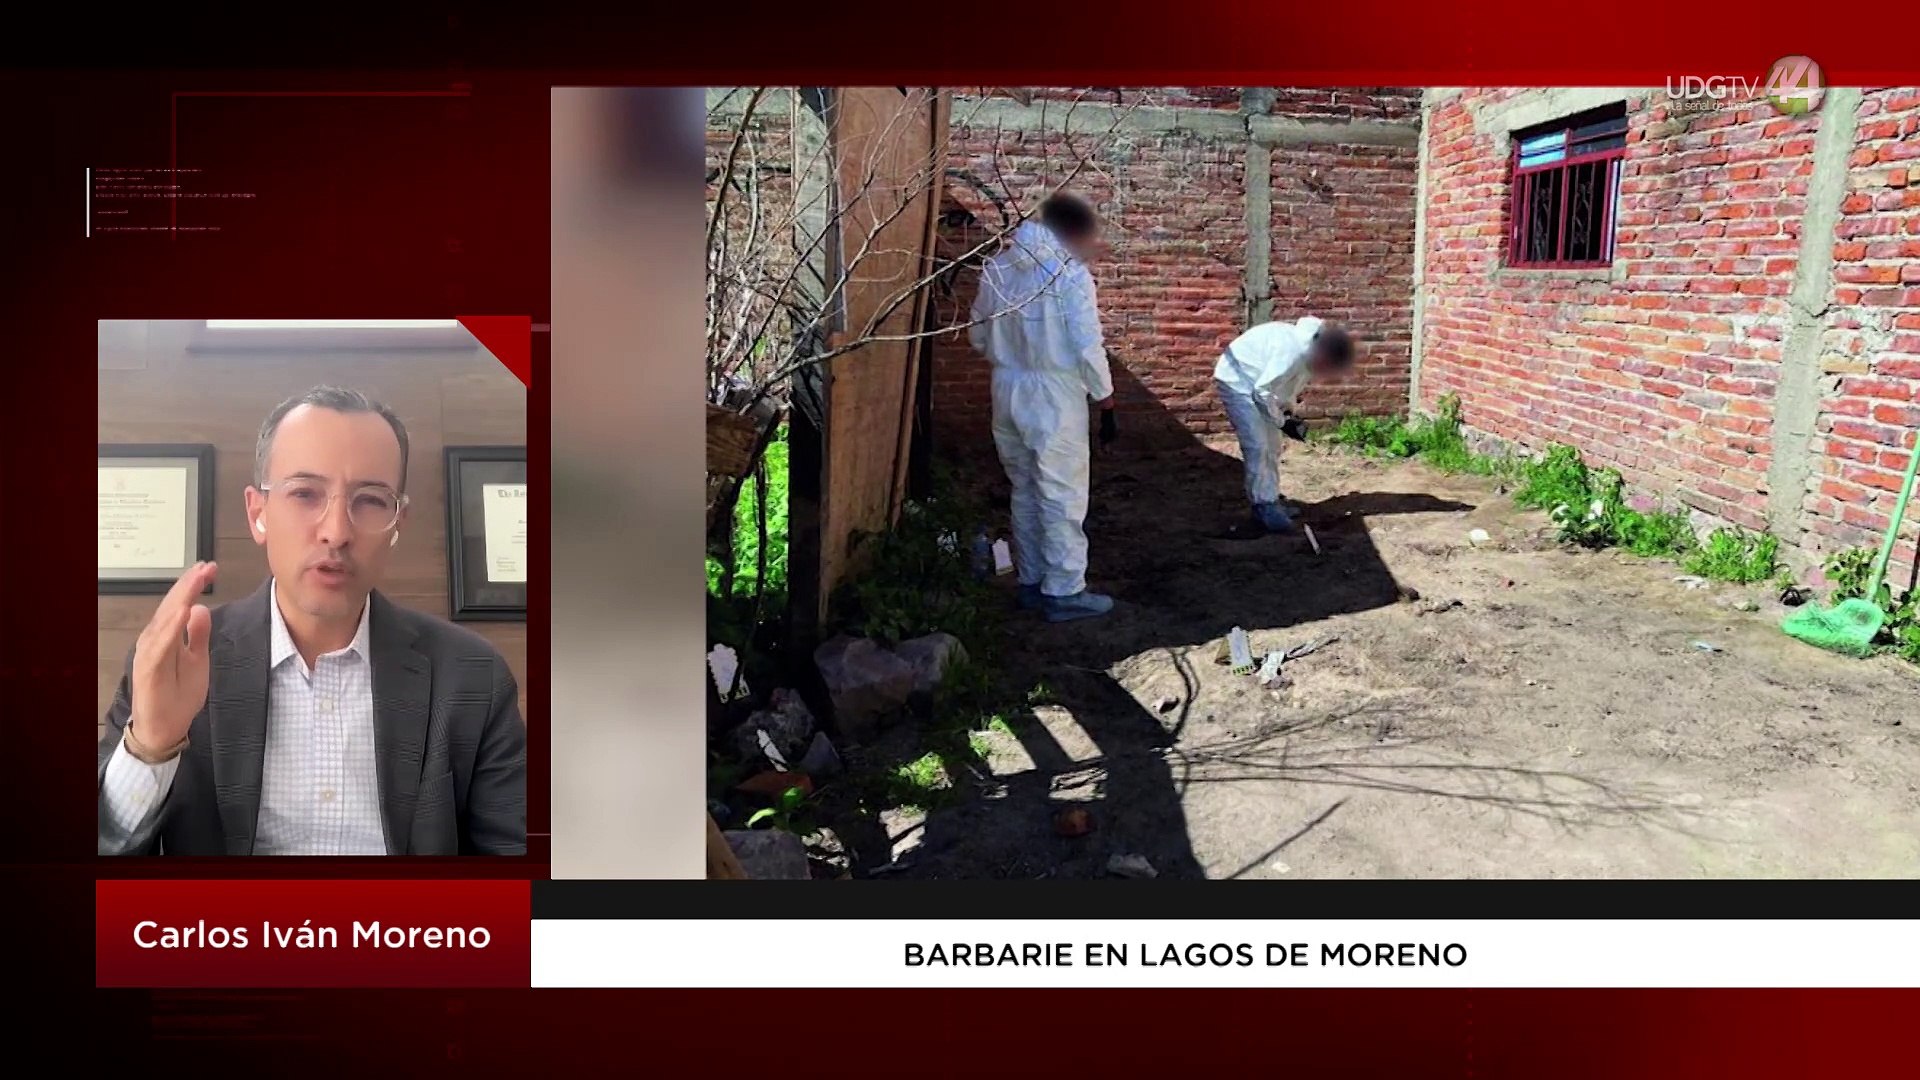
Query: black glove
1099 408 1119 446
1280 415 1309 442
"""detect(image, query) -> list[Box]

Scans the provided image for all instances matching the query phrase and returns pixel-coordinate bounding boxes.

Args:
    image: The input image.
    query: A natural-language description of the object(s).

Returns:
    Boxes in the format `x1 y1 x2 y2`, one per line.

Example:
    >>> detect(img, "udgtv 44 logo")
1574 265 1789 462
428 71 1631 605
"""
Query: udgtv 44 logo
1667 56 1824 115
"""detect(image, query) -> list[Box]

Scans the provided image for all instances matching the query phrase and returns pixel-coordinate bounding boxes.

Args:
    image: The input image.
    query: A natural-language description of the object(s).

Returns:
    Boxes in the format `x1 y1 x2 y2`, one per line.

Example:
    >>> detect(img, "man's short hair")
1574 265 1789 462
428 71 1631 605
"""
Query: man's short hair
1313 325 1356 369
1038 193 1099 243
255 385 410 491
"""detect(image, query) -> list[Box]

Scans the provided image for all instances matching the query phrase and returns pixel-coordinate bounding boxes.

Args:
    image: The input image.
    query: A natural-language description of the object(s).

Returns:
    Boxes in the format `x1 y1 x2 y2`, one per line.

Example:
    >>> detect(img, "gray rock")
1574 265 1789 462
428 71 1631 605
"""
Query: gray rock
729 688 815 764
724 829 810 880
1106 853 1157 879
894 632 969 698
814 635 915 739
796 731 842 778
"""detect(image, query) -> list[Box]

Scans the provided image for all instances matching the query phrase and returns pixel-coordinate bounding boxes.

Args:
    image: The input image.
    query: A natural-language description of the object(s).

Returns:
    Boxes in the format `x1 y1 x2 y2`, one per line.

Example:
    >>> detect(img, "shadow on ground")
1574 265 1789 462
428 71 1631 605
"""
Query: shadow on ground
823 362 1716 881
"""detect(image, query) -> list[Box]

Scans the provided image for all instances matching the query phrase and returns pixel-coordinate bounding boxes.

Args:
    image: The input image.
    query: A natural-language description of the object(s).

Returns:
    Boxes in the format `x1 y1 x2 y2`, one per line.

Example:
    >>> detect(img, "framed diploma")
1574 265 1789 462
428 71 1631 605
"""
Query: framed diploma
445 445 528 621
98 444 216 594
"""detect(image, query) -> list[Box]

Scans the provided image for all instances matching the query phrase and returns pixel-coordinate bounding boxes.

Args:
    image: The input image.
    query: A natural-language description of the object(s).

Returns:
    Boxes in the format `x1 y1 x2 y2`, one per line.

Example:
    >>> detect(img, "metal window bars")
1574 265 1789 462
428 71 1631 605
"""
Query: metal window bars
1508 111 1628 269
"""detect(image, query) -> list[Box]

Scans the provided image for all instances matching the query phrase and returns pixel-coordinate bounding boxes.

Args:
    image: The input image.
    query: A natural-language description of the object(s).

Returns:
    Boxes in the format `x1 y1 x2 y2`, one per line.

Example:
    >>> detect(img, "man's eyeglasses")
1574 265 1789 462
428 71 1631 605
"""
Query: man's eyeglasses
258 480 408 533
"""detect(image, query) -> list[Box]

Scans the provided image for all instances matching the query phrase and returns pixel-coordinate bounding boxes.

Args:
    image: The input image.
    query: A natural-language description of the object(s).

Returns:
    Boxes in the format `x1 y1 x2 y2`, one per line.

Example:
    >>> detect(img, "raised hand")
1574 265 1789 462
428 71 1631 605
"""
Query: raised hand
127 561 218 757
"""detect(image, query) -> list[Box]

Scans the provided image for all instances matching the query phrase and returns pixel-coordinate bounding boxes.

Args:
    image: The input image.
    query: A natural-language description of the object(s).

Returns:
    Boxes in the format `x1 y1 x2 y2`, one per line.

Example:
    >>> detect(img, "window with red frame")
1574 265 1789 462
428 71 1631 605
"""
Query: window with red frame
1507 103 1628 268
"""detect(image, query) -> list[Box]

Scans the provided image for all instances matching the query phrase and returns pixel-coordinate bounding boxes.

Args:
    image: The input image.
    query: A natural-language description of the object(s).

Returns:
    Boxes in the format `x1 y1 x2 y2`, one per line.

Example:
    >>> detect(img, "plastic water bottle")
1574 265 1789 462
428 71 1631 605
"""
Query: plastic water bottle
969 529 992 580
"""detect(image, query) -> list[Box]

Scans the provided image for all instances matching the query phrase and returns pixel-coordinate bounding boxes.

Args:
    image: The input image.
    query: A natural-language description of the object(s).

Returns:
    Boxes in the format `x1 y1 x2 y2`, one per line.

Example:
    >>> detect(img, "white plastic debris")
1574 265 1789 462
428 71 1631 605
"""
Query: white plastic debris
1255 651 1285 687
755 728 789 770
1303 524 1321 554
1468 528 1492 547
708 643 748 701
991 539 1015 576
1227 627 1255 675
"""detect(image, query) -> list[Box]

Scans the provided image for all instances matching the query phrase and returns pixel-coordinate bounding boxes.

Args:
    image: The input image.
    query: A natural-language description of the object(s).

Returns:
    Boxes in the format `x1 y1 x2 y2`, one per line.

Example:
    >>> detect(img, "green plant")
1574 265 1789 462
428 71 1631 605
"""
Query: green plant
1322 412 1406 453
1895 621 1920 664
1513 444 1594 514
835 467 1002 651
1319 395 1504 476
931 657 993 720
1821 547 1920 661
1824 547 1883 605
886 751 956 811
707 425 791 670
1505 444 1700 556
1684 528 1780 583
1616 505 1698 559
746 784 817 835
707 425 790 601
1320 406 1720 561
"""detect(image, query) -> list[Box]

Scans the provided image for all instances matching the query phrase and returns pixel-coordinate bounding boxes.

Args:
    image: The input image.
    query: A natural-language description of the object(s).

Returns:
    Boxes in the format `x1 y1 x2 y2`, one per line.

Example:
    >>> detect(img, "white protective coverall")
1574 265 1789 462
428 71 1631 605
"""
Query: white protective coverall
969 219 1113 598
1213 316 1324 511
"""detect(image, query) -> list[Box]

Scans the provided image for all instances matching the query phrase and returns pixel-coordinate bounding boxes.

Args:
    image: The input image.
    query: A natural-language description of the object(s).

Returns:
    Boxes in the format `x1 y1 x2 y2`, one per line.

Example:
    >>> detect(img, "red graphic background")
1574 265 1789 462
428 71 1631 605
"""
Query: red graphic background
1 9 1915 1074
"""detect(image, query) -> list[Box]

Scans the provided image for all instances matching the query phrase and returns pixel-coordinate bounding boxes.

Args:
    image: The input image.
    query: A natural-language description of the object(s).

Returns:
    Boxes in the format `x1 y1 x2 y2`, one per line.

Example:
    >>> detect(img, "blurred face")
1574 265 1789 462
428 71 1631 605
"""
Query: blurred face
1065 224 1103 262
244 406 409 623
1307 346 1348 380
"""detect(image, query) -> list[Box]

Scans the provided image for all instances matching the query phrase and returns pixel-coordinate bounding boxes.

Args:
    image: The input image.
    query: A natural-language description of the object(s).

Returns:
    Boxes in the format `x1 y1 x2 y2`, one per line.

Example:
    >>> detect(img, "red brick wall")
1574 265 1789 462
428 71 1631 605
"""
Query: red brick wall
932 121 1251 447
705 105 800 389
1419 87 1920 578
1022 86 1422 120
1269 87 1422 121
1810 88 1920 576
1271 142 1419 420
932 87 1421 450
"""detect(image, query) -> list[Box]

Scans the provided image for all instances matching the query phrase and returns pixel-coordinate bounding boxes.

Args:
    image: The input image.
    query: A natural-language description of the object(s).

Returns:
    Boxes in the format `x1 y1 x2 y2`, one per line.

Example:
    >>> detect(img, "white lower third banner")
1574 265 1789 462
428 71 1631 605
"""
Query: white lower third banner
532 919 1920 988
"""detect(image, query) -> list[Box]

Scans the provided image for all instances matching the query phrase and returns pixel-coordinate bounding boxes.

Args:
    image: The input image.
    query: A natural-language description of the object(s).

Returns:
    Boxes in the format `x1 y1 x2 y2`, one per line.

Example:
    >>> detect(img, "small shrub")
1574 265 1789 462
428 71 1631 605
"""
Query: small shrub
1684 528 1780 583
1895 622 1920 664
1513 444 1593 514
1321 406 1709 561
1321 396 1511 477
1822 547 1920 662
1616 506 1698 558
1323 412 1405 453
1824 547 1883 605
836 467 1001 650
886 751 956 811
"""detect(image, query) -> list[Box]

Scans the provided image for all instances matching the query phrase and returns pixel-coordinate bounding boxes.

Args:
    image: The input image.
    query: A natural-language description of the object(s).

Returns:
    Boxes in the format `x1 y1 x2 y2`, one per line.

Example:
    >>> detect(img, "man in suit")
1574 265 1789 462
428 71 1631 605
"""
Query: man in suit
98 386 527 856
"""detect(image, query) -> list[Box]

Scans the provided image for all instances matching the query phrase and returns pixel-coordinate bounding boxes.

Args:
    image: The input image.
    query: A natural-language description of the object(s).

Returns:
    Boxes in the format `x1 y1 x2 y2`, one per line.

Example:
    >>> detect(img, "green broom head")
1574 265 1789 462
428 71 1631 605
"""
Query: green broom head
1781 598 1887 658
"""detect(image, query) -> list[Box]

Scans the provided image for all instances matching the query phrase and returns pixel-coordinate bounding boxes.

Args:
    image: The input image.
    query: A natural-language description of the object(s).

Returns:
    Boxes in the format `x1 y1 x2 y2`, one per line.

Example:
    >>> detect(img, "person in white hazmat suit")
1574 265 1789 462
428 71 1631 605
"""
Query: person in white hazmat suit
968 195 1117 622
1214 317 1356 533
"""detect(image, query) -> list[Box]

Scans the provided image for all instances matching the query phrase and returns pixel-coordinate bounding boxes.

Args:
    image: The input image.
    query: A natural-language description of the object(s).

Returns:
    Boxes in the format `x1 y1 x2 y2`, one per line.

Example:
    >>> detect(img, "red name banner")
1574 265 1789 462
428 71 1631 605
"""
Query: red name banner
96 879 530 988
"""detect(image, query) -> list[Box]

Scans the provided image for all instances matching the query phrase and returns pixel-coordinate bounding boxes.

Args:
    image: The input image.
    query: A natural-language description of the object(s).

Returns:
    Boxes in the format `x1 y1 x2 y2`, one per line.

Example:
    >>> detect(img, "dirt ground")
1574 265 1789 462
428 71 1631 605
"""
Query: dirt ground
868 437 1920 880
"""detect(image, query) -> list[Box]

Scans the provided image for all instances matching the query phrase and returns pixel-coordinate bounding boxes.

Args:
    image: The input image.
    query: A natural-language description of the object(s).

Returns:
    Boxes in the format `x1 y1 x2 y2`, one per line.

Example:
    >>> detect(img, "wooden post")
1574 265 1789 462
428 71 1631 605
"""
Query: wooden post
707 814 748 879
888 90 952 524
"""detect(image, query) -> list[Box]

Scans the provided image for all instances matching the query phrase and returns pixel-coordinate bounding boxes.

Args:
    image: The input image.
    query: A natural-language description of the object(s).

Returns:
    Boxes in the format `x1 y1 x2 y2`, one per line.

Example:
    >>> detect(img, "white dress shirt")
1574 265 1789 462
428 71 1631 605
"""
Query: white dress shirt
100 582 389 855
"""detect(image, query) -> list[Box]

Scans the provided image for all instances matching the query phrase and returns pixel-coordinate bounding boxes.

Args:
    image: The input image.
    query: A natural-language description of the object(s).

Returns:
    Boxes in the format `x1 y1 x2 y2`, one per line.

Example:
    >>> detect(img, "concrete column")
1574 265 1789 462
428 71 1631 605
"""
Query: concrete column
1240 89 1275 326
1409 92 1434 413
1765 87 1862 543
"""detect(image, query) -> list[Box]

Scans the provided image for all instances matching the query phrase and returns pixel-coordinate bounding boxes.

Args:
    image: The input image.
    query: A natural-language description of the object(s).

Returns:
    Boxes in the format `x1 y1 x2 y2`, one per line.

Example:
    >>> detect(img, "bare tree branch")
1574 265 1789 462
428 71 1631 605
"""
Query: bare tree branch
706 85 1157 413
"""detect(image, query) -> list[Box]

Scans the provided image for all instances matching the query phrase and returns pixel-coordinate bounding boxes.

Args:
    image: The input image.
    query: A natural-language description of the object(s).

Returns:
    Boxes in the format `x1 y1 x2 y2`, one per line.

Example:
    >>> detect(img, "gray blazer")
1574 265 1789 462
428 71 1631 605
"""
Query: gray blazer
97 581 527 856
